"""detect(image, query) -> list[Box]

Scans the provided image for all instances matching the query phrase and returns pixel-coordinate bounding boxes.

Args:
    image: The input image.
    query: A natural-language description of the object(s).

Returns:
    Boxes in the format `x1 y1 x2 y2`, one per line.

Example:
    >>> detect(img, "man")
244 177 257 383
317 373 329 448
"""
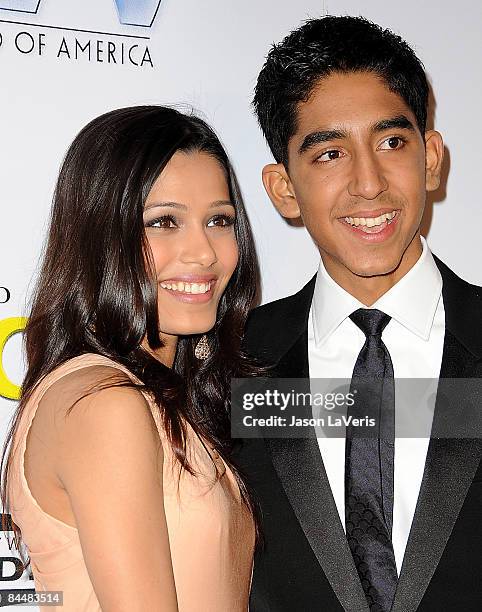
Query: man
236 16 482 612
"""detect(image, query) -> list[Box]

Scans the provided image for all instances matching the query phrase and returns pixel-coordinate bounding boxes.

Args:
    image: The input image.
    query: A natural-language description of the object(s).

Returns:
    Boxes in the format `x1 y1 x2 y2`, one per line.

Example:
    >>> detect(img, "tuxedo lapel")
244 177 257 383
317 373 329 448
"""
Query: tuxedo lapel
392 260 482 612
259 295 369 612
265 433 370 612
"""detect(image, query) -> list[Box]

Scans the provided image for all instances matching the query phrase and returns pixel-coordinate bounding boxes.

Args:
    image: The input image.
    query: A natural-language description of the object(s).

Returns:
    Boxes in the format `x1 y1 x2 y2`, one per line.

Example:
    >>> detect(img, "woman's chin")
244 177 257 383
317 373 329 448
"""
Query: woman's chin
160 319 216 338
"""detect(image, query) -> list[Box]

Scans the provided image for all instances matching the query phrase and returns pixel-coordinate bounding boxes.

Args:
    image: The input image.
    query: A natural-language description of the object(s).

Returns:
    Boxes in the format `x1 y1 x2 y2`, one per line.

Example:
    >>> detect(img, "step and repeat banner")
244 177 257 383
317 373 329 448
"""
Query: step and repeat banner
0 0 481 608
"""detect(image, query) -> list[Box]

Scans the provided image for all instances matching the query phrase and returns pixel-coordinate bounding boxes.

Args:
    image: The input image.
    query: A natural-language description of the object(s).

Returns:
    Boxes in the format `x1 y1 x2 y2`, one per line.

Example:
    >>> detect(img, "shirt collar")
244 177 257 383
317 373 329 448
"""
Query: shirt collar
312 237 442 347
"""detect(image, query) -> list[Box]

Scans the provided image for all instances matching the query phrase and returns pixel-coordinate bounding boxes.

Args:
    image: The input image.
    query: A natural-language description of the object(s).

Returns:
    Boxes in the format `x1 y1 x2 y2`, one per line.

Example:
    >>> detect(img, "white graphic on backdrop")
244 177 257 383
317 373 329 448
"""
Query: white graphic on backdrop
0 0 158 66
0 0 162 27
0 0 41 12
114 0 162 27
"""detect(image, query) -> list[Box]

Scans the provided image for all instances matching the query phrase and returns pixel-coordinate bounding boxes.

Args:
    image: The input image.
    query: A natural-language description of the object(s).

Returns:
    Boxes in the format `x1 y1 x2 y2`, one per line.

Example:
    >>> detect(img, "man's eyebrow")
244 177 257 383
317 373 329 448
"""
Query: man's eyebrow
144 200 234 212
297 115 417 157
372 115 416 133
298 129 347 156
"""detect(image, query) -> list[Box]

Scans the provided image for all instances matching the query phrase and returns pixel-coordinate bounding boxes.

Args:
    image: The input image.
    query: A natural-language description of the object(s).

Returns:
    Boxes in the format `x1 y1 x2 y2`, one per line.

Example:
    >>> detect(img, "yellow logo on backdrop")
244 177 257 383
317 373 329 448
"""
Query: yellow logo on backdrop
0 317 26 400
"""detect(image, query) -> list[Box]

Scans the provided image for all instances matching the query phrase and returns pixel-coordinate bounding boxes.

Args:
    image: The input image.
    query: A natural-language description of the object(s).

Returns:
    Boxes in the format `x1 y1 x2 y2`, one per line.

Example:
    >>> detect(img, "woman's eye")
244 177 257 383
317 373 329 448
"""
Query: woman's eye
316 149 343 163
147 215 177 229
207 214 235 228
379 136 406 150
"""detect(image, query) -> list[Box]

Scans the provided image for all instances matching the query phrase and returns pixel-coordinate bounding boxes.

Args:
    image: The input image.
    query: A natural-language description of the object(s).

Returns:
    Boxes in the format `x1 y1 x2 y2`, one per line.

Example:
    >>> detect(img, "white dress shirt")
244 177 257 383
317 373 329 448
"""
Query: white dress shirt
308 237 445 573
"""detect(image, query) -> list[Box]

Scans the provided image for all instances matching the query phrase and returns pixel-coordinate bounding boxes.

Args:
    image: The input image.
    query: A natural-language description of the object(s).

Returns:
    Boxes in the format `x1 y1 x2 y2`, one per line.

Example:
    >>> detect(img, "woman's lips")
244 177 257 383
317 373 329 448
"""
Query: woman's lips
159 278 217 304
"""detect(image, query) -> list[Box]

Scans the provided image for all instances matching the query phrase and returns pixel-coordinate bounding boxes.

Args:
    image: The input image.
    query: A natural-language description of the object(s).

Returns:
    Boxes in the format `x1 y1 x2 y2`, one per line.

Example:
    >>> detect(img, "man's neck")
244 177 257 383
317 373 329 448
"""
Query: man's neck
321 235 423 306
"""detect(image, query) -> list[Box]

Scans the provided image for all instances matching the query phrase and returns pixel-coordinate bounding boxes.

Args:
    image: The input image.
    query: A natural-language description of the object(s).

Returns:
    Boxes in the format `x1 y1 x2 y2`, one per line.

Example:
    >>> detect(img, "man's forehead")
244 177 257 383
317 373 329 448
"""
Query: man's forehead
306 69 397 99
303 74 408 112
292 77 415 138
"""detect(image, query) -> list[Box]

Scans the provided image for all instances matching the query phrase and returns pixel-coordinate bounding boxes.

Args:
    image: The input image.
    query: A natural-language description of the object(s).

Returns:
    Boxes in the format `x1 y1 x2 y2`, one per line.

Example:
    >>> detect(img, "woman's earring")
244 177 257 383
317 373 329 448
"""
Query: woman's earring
194 334 211 360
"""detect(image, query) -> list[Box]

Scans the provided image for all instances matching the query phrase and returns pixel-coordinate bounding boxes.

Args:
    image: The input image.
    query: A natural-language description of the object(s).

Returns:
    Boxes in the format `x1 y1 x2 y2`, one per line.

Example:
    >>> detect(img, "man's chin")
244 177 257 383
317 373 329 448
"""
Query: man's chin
343 255 401 279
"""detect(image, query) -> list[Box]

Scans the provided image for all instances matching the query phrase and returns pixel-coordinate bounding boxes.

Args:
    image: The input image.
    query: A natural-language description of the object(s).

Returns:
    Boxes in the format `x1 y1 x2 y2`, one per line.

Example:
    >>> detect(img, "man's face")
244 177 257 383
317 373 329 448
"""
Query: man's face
265 71 442 283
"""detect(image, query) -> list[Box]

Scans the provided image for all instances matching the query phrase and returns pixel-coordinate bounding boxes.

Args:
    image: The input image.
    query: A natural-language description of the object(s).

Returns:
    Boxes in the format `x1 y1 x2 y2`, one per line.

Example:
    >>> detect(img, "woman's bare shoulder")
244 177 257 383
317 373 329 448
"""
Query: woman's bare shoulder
39 362 142 417
37 363 159 464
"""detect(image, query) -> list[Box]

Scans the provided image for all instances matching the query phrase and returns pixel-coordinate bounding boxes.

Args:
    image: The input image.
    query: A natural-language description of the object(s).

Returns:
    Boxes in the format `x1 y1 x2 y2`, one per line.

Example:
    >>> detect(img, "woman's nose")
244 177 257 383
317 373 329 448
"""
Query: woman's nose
179 227 218 267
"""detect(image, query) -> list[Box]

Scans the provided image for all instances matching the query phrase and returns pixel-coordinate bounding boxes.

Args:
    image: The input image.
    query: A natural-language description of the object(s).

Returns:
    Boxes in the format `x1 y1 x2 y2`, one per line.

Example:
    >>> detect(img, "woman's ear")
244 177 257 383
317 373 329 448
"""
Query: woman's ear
425 130 444 192
262 163 301 219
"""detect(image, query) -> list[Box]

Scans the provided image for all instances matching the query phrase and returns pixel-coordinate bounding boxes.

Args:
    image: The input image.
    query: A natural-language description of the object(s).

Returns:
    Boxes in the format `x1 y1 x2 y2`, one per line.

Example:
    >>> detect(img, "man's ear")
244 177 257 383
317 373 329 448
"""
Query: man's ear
425 130 444 192
262 163 301 219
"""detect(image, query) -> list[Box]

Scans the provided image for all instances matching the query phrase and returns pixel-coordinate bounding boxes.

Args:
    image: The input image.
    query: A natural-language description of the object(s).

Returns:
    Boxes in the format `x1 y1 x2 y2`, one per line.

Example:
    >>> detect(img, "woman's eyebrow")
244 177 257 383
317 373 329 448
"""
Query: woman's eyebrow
210 200 235 208
144 201 187 211
144 200 234 211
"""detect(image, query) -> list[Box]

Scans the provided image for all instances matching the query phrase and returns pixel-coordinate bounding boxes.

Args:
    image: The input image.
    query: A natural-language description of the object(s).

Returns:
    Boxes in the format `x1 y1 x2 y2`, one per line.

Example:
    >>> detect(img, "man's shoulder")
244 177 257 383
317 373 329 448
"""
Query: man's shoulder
434 254 482 357
248 275 315 326
243 275 316 361
247 289 301 327
435 254 482 309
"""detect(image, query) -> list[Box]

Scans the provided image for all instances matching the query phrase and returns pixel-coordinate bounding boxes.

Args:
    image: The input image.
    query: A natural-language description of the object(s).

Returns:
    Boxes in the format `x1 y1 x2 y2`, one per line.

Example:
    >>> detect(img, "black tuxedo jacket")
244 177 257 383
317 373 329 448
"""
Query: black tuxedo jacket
235 256 482 612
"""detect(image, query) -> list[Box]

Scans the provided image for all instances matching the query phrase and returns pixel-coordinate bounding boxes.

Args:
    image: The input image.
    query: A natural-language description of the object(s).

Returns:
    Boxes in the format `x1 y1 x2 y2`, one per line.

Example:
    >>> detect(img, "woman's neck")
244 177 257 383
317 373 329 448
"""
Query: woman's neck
142 333 178 368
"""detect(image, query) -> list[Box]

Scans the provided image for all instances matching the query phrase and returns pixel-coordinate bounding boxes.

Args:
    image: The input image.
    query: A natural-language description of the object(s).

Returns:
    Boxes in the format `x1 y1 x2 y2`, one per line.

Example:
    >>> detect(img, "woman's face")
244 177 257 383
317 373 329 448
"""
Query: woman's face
143 150 239 339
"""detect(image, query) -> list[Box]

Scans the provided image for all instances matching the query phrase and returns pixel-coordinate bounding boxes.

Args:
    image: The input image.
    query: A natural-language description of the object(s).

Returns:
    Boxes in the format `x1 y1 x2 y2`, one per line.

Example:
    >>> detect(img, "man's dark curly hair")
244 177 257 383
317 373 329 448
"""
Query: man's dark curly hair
253 15 429 167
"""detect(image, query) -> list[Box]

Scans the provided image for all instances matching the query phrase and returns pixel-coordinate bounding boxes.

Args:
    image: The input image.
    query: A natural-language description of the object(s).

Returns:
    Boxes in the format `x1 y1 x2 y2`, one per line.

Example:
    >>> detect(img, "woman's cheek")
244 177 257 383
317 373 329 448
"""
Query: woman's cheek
146 234 177 278
227 242 240 279
217 233 239 275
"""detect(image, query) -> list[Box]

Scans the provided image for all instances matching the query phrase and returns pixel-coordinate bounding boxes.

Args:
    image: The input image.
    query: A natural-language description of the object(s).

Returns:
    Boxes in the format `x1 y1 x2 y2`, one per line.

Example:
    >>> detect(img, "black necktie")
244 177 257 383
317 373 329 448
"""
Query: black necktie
345 309 398 612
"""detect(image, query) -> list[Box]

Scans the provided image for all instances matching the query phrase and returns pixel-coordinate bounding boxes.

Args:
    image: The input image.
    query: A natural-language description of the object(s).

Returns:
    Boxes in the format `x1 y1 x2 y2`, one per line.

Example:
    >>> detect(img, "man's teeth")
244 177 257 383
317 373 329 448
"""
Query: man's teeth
344 210 397 227
160 281 212 294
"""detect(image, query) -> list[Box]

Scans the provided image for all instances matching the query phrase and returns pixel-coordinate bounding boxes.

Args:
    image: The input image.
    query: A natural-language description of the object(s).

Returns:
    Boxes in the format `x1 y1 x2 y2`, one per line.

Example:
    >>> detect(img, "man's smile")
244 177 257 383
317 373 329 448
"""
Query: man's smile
338 209 400 241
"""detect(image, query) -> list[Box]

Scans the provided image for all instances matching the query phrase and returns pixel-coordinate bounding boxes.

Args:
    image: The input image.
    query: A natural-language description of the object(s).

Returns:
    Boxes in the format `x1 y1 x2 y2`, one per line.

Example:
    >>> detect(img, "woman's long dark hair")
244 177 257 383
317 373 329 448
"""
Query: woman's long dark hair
1 106 262 559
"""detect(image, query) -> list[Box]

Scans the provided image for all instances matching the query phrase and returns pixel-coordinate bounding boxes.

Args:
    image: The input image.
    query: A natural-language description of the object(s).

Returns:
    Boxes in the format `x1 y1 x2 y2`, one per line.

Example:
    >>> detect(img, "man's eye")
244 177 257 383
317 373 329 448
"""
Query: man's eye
380 136 406 150
316 149 343 163
147 215 177 229
207 214 235 228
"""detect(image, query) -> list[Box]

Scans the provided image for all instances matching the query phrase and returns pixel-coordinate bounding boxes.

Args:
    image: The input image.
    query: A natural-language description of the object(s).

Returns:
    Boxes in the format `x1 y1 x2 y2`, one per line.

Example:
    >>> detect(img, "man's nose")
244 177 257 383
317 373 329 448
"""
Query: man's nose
179 227 218 267
347 151 388 200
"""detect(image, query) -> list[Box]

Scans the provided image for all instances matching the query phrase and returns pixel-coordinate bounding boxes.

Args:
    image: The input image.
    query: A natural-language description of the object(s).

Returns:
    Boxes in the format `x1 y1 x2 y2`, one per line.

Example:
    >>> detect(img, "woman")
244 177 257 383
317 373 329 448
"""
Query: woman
1 106 260 611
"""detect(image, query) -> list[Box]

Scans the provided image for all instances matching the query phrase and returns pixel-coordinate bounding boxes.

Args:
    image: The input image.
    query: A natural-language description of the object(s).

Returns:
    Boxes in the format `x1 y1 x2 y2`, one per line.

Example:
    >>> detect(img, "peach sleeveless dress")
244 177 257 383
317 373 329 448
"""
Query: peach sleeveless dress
8 354 255 611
